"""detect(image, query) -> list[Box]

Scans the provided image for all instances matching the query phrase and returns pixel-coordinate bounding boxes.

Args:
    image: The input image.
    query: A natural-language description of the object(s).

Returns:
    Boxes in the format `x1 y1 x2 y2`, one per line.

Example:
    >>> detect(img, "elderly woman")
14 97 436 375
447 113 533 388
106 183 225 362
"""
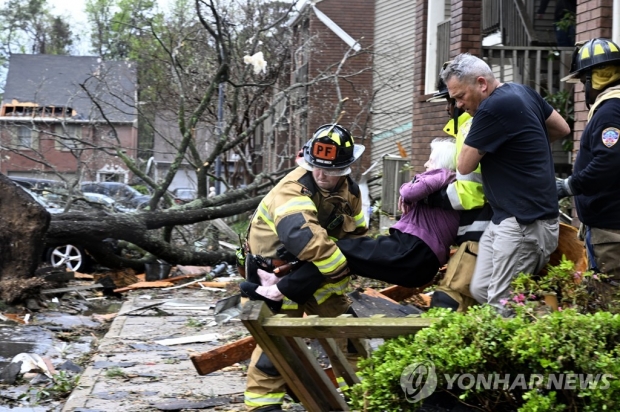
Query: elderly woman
242 138 461 311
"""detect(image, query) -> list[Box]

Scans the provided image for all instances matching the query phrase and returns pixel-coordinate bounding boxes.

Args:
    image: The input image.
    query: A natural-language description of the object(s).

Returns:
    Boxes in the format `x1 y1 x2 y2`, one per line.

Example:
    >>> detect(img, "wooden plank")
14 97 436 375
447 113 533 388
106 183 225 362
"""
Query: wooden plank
318 338 360 388
286 336 349 411
164 273 206 283
191 281 231 289
190 336 257 376
364 287 400 304
154 333 220 346
378 285 417 301
262 316 434 339
41 284 104 294
240 301 347 411
113 280 174 293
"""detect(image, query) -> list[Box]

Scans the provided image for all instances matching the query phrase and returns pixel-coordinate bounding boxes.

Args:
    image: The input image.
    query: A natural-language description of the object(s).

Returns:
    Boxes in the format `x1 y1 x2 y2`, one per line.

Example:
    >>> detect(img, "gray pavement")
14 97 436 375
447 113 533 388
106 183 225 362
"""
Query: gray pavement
62 286 250 412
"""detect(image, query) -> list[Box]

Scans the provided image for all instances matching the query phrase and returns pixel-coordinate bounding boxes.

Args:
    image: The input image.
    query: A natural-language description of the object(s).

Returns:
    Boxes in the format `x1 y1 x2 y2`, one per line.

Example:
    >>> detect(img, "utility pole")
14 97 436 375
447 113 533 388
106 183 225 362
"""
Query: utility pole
215 82 224 195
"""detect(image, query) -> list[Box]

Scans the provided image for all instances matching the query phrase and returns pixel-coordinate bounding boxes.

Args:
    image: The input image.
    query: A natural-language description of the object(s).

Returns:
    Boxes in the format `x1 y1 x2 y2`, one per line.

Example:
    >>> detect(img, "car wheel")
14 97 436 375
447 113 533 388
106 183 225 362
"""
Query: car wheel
46 244 90 272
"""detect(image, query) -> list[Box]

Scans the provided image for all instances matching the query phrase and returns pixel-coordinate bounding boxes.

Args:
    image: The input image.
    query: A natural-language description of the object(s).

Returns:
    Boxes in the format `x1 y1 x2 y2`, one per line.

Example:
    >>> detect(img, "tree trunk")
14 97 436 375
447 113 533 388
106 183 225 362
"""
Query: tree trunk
0 174 50 281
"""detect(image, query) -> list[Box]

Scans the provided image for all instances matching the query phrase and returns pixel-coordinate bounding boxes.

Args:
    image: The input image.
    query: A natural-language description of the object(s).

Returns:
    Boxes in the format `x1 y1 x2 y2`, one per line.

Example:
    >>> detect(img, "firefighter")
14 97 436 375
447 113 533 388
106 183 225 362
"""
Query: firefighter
242 123 367 411
558 38 620 281
425 62 493 312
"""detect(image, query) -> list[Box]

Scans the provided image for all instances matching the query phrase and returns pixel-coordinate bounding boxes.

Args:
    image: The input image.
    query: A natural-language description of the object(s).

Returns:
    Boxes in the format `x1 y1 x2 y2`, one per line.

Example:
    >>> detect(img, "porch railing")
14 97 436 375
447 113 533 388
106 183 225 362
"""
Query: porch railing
482 0 538 46
481 45 574 94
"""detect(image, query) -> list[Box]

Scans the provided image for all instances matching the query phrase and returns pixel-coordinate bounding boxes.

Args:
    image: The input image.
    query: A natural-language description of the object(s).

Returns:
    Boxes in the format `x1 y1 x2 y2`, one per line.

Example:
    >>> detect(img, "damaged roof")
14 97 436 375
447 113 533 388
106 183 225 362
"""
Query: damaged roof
2 54 137 123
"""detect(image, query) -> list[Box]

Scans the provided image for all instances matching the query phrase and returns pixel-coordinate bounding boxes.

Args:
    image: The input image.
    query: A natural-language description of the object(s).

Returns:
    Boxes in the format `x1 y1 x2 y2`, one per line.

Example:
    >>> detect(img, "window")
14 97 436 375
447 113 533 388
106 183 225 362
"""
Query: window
18 126 32 147
56 124 83 151
11 125 39 150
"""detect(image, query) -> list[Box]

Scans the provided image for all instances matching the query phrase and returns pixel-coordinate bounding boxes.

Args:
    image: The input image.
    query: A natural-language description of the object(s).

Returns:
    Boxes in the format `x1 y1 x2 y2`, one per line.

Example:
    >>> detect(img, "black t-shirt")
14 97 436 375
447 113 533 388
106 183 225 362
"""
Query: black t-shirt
465 83 558 224
572 97 620 229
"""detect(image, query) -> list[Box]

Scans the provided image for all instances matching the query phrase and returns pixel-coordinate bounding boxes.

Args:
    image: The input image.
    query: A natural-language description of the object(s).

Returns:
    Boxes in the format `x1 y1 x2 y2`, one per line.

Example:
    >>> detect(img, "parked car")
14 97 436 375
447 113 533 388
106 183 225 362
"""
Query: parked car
17 186 91 272
172 187 197 204
81 182 151 212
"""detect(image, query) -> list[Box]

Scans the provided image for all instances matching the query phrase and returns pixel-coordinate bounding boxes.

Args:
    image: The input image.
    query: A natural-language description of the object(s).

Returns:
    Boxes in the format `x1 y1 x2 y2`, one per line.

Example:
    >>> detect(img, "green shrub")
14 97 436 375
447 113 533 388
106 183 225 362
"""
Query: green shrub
349 307 620 411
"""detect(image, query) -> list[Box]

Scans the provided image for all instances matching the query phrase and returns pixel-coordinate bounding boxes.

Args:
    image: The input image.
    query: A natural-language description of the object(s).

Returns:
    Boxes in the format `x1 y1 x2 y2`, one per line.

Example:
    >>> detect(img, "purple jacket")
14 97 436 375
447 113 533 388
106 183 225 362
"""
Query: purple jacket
391 168 460 264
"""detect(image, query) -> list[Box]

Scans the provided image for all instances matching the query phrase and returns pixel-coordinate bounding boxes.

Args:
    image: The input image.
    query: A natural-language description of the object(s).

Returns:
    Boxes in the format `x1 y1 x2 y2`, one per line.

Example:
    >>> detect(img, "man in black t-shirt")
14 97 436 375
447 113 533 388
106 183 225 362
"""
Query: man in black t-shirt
558 38 620 281
441 53 570 316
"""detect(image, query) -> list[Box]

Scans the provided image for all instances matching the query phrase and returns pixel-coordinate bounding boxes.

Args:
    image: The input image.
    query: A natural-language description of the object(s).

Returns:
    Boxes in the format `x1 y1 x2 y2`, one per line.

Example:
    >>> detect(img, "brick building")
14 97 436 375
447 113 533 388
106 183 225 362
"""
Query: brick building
285 0 375 178
0 54 138 183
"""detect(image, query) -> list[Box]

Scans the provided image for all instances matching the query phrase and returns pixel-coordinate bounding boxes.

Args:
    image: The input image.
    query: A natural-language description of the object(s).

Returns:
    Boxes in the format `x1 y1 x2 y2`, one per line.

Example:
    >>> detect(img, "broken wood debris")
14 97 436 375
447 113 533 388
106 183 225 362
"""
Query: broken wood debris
154 333 220 346
189 285 420 377
113 280 174 293
190 335 256 376
41 284 104 295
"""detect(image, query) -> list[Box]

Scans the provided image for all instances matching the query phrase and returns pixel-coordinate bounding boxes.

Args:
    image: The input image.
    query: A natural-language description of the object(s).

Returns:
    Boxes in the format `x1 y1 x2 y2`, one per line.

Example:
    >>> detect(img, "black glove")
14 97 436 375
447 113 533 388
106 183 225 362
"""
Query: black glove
556 177 575 200
425 186 454 210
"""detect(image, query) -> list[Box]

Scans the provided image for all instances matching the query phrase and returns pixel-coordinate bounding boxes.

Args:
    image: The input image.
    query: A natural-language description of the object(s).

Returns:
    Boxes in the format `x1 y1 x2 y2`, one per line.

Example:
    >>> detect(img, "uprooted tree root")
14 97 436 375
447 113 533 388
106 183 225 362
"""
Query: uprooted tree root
0 277 48 304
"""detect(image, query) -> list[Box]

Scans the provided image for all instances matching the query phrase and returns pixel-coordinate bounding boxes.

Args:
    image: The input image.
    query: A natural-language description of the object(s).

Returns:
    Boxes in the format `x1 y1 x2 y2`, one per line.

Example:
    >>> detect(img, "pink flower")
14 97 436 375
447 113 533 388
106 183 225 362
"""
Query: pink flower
500 298 509 306
558 306 563 311
593 274 599 280
512 293 526 303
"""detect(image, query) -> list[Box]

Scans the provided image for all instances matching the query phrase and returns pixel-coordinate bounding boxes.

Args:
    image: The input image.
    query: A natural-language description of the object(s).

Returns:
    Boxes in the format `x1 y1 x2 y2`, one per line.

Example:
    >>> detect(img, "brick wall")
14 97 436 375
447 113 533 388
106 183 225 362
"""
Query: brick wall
410 0 483 173
572 0 614 155
305 0 375 175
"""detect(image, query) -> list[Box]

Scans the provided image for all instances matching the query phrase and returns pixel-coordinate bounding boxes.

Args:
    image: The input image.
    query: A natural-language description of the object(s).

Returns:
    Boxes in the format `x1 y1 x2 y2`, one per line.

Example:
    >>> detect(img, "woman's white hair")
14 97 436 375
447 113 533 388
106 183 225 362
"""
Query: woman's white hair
430 138 457 171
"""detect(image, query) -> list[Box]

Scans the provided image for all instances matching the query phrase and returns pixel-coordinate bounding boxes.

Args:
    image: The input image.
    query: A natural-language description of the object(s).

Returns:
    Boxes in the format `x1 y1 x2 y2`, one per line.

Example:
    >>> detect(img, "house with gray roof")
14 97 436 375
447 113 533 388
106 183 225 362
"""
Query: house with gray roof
0 54 138 183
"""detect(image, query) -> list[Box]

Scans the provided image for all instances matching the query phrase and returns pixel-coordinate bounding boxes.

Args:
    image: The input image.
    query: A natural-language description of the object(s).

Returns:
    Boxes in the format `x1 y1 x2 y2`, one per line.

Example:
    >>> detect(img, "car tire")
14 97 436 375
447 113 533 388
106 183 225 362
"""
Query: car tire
46 244 91 272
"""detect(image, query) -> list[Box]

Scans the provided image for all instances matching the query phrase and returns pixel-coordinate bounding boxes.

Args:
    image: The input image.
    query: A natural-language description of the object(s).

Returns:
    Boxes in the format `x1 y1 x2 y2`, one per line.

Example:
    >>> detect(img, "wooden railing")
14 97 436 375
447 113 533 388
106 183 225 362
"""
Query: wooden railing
241 301 433 412
482 0 538 45
482 45 574 94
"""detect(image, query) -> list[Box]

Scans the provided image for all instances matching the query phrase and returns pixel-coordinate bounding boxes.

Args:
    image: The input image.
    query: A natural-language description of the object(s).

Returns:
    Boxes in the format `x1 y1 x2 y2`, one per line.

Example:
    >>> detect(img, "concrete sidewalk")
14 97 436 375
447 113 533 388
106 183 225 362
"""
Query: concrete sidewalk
62 286 249 412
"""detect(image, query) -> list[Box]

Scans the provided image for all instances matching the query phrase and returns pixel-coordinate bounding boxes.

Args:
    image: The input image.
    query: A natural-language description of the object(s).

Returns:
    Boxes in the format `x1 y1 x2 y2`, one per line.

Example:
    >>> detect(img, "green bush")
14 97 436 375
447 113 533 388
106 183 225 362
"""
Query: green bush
349 306 620 411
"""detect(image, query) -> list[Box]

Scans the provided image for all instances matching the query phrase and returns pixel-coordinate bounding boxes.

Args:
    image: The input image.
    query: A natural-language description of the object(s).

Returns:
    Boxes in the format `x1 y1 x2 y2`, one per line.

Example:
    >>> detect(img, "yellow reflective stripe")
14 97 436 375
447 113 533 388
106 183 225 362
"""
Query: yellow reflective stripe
353 211 366 228
282 299 298 310
274 196 317 220
244 391 285 407
314 276 349 305
255 201 276 233
314 248 346 275
336 376 348 389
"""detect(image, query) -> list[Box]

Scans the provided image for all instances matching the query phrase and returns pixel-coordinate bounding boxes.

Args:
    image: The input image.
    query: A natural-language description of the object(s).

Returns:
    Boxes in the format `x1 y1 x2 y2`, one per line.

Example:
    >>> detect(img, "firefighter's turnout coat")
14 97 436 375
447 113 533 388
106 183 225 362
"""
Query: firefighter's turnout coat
247 166 367 309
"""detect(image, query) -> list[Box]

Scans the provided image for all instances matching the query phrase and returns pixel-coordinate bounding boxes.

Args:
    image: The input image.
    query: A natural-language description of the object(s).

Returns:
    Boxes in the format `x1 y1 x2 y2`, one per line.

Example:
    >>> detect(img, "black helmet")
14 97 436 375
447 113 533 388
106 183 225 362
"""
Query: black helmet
427 61 452 103
561 38 620 83
297 124 365 176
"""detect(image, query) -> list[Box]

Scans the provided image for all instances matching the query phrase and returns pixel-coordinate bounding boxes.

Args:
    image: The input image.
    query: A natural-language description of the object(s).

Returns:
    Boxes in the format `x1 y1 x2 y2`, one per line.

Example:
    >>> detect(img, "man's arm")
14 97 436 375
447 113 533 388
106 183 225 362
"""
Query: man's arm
457 144 485 175
546 110 571 143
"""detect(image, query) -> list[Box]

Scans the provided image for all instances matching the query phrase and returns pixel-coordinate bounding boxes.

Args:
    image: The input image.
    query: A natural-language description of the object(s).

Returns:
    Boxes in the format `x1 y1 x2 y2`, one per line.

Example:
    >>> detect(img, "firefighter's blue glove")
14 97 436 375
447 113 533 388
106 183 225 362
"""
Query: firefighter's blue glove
556 177 574 200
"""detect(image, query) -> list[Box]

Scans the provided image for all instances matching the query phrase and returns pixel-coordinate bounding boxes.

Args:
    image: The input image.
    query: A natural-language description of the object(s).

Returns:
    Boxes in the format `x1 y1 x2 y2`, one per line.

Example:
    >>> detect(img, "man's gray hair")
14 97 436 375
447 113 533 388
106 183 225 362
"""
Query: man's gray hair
441 53 495 85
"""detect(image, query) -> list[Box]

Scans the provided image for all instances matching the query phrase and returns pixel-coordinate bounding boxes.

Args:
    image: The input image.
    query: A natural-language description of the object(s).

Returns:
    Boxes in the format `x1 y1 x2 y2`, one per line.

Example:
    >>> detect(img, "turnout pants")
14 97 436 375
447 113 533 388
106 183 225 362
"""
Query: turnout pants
244 293 352 411
277 231 440 304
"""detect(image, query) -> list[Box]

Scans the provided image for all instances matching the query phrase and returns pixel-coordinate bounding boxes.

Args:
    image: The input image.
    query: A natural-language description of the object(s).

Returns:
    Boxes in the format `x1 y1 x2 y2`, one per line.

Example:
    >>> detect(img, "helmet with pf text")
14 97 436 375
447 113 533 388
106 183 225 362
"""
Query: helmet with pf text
297 124 365 176
561 38 620 83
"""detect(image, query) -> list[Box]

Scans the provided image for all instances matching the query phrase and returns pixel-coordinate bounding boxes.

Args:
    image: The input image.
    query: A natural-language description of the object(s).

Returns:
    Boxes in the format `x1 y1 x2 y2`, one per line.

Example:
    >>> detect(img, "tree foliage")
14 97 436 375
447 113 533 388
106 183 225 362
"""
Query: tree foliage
0 0 73 57
0 0 377 273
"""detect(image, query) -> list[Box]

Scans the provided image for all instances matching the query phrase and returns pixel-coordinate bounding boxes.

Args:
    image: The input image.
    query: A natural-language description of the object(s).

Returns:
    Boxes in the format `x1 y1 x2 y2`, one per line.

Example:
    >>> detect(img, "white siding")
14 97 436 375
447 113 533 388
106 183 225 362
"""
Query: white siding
371 0 416 199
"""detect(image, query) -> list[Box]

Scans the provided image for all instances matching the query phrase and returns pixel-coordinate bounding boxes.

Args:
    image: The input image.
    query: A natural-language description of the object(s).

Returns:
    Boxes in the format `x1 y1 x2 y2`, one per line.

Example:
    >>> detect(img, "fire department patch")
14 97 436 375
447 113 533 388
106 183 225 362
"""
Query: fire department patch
602 127 620 148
